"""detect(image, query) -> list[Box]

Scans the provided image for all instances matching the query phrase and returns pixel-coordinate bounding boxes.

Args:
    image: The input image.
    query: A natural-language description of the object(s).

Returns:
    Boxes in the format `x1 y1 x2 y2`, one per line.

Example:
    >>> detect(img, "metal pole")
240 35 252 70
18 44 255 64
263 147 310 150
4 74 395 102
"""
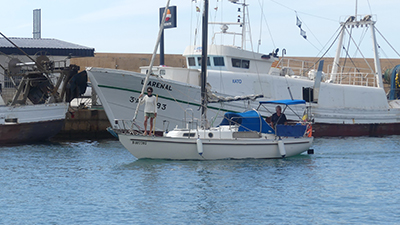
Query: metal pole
160 31 165 66
133 0 170 121
370 22 384 88
201 0 209 128
330 24 345 82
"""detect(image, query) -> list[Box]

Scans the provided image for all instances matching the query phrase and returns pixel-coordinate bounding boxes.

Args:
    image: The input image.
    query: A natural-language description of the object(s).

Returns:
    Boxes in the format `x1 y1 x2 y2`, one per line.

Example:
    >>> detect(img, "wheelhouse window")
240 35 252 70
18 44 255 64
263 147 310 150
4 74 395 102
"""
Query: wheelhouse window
188 57 196 66
231 58 241 68
213 57 225 66
159 69 166 76
242 60 250 69
231 58 250 69
197 57 210 66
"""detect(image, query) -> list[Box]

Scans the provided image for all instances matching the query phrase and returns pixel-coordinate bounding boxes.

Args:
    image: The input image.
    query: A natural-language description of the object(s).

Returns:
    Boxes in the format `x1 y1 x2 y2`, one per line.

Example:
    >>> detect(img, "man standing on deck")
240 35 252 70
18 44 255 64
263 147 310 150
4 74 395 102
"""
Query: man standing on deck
139 87 157 135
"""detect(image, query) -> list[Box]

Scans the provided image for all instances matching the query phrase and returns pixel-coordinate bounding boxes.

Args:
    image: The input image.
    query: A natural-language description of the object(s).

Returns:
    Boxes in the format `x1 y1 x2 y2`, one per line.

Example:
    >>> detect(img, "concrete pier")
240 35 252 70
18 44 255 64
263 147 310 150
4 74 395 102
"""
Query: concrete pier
54 108 113 140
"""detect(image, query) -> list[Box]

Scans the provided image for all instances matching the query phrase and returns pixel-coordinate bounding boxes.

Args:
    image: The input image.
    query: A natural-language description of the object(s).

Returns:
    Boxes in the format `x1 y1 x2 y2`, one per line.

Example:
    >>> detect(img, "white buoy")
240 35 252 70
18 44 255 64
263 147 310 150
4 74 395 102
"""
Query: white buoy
196 138 203 156
278 140 286 158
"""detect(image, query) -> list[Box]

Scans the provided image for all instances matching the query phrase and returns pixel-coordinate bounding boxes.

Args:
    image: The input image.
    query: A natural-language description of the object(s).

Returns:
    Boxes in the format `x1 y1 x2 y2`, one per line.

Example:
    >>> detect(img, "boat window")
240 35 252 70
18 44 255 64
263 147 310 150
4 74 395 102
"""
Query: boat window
213 57 225 66
159 70 166 76
5 118 18 123
232 58 241 68
231 58 250 69
188 57 196 66
242 60 250 69
197 57 210 66
183 133 196 137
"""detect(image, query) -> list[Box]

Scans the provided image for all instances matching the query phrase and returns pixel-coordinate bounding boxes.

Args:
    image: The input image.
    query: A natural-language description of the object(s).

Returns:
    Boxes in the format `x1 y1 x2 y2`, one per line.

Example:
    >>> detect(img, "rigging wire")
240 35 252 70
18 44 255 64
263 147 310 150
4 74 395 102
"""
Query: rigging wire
192 0 203 47
354 25 369 58
269 0 337 22
342 25 353 72
379 47 396 70
257 0 264 53
342 26 375 74
269 0 344 59
295 12 325 52
367 0 373 15
302 25 342 75
375 27 400 58
257 0 276 49
190 1 194 47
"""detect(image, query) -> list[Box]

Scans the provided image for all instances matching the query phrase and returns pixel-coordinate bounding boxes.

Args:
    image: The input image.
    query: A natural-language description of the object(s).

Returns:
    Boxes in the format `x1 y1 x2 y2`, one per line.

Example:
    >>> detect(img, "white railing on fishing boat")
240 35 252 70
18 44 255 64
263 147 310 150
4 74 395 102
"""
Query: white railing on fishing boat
274 58 378 87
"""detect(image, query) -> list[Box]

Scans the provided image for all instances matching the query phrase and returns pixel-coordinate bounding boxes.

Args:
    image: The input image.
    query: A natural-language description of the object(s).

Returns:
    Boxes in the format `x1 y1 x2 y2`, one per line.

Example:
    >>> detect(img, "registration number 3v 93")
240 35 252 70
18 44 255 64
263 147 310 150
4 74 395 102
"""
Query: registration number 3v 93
129 96 167 110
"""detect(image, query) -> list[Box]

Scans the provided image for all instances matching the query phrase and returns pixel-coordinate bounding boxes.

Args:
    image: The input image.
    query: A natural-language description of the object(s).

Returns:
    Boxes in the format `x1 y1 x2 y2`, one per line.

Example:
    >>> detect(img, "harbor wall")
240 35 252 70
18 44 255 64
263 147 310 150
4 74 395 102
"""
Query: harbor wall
71 52 400 77
71 53 186 72
55 108 113 140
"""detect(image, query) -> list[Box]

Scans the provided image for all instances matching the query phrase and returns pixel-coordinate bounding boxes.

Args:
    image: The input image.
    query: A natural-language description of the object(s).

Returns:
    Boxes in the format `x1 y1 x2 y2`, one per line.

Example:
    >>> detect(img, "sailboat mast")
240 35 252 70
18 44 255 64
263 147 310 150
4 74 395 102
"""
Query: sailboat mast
133 0 170 121
201 0 209 128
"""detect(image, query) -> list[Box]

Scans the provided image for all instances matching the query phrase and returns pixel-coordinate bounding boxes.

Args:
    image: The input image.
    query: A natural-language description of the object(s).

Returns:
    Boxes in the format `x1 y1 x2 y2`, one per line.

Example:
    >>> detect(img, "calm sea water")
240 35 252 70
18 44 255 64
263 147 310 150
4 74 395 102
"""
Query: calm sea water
0 136 399 224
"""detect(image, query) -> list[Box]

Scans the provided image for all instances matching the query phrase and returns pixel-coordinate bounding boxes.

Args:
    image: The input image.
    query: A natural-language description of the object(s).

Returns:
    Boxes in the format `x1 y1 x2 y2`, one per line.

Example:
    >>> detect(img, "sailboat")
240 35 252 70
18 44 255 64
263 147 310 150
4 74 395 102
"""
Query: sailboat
115 0 313 160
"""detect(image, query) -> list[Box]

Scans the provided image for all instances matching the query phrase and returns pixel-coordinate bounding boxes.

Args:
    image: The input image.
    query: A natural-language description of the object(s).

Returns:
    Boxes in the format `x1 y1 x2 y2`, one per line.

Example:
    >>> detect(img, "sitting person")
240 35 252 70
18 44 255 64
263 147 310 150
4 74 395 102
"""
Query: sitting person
270 105 287 128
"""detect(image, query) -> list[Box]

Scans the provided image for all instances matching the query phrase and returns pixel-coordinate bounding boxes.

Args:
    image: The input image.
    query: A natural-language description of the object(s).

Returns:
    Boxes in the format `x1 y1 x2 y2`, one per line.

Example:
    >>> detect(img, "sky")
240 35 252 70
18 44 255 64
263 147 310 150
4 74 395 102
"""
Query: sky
1 0 400 59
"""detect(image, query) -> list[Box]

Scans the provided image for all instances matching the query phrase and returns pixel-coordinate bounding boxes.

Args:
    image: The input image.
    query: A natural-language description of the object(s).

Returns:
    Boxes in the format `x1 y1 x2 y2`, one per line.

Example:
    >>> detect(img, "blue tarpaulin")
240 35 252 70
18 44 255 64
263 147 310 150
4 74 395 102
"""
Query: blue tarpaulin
276 124 307 137
218 110 275 134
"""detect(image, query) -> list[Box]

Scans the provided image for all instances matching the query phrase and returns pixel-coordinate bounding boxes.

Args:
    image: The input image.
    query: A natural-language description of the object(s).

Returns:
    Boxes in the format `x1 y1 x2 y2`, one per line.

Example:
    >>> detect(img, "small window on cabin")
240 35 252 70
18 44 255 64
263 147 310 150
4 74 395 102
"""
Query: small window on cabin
213 57 225 66
242 60 250 69
188 57 196 66
232 58 241 68
197 57 211 66
231 58 250 69
159 70 166 76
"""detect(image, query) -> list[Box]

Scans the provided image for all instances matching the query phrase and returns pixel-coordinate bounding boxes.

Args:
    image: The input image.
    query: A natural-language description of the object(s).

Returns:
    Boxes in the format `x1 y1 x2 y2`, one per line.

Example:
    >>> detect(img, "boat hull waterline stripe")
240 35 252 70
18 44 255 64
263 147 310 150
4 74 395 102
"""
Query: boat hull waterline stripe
128 138 311 145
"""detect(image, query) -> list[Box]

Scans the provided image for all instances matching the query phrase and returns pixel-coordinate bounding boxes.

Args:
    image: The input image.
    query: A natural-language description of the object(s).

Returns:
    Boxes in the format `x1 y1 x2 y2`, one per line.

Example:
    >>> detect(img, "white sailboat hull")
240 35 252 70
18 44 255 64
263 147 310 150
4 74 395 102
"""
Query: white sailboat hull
119 134 313 160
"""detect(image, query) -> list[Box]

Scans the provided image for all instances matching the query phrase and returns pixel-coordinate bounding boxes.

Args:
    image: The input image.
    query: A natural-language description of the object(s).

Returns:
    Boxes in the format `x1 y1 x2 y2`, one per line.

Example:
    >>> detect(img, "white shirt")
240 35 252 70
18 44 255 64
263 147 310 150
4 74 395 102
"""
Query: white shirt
140 95 157 113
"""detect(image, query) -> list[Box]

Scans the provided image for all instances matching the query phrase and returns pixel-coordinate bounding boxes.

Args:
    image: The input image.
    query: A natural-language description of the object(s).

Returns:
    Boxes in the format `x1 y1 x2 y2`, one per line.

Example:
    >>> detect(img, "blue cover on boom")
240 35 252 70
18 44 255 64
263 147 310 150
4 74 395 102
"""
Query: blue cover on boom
219 110 275 134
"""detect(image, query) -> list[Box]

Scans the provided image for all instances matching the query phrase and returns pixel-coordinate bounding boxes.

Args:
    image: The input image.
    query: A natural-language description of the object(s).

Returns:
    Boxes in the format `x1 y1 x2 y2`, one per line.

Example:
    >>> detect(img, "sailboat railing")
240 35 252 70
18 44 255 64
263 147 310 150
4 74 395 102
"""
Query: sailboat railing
183 108 199 130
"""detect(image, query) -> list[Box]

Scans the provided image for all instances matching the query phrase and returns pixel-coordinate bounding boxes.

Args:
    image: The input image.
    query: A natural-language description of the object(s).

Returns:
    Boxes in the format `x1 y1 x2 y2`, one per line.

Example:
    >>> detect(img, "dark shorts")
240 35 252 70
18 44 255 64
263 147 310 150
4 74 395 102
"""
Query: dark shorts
145 112 156 118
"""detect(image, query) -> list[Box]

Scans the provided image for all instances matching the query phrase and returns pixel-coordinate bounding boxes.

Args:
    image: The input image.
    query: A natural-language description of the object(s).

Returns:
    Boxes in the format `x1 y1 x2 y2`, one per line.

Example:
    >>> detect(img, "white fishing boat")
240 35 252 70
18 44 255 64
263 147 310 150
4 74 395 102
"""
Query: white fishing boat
0 101 68 144
115 0 313 160
88 0 400 137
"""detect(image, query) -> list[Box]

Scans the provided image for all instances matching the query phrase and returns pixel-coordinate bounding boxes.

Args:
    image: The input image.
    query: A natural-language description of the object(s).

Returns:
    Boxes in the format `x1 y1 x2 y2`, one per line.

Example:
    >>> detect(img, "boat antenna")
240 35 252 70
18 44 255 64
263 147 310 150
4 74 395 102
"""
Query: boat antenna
200 0 209 129
132 0 170 121
287 86 294 100
355 0 358 19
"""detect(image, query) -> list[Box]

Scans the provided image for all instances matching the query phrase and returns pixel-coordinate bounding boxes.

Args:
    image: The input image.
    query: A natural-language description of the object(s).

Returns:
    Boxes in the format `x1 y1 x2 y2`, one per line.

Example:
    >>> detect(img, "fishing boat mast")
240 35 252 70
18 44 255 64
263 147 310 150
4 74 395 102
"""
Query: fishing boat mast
329 1 383 88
